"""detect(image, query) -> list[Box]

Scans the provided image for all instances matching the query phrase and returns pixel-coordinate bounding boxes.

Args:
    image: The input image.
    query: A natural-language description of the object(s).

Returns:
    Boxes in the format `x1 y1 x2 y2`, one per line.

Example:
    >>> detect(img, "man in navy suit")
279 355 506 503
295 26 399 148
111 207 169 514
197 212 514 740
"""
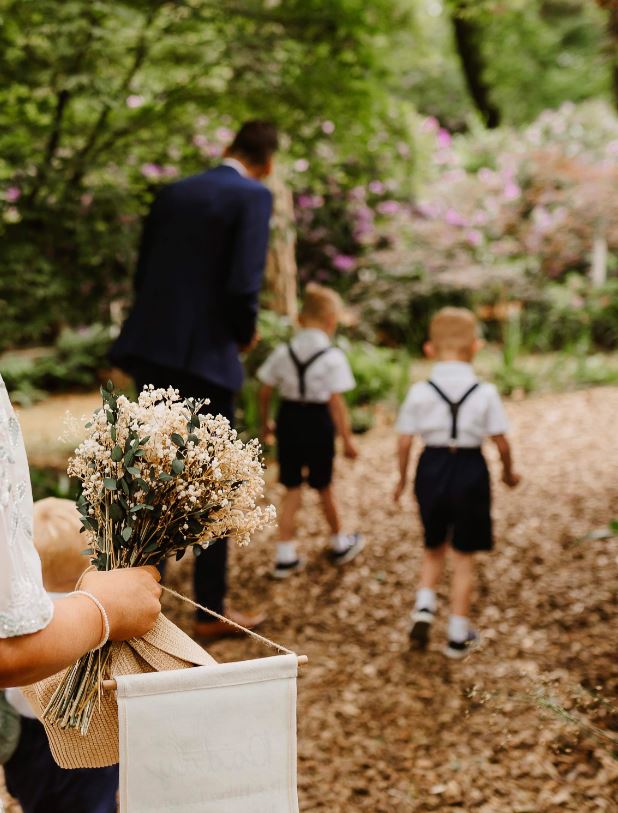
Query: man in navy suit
111 121 278 638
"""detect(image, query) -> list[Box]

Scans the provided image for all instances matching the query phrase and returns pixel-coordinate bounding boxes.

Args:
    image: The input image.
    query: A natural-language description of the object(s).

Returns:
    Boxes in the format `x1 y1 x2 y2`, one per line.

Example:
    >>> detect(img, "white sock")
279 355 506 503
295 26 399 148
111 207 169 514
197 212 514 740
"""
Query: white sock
415 587 437 613
448 615 469 643
330 533 351 553
276 541 298 564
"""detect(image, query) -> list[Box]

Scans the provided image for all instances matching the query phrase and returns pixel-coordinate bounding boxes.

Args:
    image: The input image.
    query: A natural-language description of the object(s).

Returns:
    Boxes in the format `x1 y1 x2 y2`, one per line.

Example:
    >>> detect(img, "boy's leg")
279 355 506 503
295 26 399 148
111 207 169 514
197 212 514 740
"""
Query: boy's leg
273 487 303 578
444 549 480 658
319 485 364 565
418 543 448 596
318 485 341 535
278 487 302 543
450 549 474 618
410 544 447 648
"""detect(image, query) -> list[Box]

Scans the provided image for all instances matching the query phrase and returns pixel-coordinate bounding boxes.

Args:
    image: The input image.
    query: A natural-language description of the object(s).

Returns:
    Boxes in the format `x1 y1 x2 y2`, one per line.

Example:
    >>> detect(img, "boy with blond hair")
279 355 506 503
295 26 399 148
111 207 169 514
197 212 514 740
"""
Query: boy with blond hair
3 498 119 813
394 307 520 658
258 283 363 577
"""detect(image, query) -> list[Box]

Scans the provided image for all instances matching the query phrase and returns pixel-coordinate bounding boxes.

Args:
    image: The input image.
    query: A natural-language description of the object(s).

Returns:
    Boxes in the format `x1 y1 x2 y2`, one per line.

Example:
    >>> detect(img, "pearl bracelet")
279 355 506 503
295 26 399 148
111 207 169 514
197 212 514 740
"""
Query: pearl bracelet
72 590 110 649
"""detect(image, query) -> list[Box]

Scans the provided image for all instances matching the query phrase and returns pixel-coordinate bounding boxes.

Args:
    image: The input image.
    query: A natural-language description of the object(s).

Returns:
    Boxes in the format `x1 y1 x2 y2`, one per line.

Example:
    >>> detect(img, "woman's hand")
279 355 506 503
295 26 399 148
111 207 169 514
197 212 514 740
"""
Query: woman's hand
81 567 162 641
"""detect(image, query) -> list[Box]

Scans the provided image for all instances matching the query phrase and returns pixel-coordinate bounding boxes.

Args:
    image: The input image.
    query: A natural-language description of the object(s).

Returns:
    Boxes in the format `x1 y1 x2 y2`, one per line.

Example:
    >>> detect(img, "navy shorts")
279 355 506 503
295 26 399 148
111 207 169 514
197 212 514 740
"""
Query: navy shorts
4 716 118 813
414 446 493 553
276 400 335 490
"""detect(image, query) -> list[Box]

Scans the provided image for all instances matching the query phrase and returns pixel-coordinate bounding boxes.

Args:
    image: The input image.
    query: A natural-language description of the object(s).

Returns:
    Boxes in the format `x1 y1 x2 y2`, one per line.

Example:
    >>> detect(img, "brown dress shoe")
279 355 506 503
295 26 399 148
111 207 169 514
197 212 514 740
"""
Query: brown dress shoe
193 607 267 641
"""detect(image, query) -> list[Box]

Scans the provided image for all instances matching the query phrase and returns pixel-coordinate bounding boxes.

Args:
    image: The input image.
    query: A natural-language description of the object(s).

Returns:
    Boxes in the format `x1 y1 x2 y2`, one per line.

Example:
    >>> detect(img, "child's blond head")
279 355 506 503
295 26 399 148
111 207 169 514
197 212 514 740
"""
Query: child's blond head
427 307 479 361
33 498 89 593
299 283 347 332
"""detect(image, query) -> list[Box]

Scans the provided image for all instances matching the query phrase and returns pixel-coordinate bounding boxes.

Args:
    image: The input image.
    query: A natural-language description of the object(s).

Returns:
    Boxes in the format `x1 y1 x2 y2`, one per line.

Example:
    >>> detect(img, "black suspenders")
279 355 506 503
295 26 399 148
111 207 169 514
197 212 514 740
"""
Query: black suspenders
288 344 332 401
427 380 480 442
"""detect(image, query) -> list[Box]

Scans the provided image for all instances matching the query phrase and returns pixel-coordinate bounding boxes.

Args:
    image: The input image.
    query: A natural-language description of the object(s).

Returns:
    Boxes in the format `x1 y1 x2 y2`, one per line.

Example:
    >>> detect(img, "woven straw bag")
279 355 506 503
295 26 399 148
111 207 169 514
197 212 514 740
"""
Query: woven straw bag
23 614 215 769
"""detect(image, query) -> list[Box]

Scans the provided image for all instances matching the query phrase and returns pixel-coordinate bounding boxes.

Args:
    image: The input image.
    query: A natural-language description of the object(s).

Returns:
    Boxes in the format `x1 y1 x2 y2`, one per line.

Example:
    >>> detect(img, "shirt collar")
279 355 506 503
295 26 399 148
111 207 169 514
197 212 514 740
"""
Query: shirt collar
221 157 249 178
294 328 331 346
432 361 475 377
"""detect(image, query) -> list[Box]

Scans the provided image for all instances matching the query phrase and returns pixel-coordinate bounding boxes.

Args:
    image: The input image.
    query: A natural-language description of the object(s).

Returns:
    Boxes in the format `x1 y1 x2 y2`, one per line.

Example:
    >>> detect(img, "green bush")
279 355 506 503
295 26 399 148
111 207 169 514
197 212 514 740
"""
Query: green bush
0 324 113 404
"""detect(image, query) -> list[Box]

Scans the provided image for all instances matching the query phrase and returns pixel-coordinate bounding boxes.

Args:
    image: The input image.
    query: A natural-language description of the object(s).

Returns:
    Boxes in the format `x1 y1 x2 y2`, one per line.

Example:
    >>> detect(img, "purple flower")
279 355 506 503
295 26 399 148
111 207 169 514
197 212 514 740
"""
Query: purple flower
332 254 356 272
465 229 483 247
321 120 335 135
368 180 385 195
445 208 466 226
421 116 439 133
215 126 234 142
207 144 222 157
478 168 495 184
416 201 440 219
293 159 309 173
5 186 21 203
437 129 452 149
162 165 179 178
126 95 144 109
297 194 324 210
397 142 410 157
348 186 366 202
503 181 521 201
140 163 163 180
193 134 209 149
376 200 400 216
354 205 374 222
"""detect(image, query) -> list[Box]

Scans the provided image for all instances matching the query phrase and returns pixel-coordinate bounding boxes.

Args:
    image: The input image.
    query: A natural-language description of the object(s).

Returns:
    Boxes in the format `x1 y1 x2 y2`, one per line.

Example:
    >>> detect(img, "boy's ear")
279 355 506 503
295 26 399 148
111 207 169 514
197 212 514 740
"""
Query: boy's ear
423 341 435 358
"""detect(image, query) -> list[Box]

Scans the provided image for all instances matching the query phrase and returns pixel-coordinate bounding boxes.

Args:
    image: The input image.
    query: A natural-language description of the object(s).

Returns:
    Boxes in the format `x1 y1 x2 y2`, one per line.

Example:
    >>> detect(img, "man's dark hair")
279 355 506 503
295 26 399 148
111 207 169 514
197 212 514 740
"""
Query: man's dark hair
229 121 279 165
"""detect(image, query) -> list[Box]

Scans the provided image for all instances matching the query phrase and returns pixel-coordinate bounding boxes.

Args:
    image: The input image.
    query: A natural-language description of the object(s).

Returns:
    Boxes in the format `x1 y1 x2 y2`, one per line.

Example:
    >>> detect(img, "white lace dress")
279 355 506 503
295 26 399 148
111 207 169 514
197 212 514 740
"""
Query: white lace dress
0 374 53 638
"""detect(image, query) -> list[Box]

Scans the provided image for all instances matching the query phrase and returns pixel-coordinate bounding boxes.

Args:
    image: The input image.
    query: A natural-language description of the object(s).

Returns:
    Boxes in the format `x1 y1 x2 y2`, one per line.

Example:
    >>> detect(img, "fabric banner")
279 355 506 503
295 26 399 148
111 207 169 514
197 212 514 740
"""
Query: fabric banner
116 654 300 813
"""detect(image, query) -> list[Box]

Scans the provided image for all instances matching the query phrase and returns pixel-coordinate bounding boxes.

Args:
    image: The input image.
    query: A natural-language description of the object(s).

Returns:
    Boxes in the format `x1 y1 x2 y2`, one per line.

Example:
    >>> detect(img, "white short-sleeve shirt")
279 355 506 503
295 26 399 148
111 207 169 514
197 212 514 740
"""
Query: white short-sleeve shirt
257 328 355 403
396 361 509 447
0 375 53 638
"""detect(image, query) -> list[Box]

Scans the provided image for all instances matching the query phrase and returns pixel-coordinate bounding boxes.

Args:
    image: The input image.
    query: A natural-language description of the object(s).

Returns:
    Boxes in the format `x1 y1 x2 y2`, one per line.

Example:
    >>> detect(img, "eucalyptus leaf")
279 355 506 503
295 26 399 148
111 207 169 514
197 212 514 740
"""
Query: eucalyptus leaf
172 458 185 474
121 526 133 542
109 502 124 521
111 446 123 462
171 433 185 448
103 477 117 490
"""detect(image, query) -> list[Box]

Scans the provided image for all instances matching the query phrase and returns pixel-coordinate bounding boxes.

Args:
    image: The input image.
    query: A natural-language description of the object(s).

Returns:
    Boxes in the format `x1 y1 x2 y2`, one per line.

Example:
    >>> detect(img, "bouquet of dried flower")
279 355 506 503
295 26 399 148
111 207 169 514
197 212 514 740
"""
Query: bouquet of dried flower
43 383 275 734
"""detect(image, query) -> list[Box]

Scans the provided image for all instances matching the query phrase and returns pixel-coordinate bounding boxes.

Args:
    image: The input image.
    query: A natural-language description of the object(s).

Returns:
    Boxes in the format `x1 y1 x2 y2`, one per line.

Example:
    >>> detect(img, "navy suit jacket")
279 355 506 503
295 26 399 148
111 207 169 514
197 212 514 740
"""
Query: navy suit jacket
110 165 273 392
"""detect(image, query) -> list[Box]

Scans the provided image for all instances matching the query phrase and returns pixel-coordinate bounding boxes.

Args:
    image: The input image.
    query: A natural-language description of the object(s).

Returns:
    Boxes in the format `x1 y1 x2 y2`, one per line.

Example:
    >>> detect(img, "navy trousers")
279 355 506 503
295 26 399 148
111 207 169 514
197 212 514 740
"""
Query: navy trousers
4 717 118 813
133 361 234 618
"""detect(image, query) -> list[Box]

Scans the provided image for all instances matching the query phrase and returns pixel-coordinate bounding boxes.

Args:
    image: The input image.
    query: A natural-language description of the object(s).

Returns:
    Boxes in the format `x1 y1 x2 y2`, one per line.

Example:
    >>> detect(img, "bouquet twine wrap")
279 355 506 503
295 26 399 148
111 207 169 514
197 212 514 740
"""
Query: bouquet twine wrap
23 614 215 769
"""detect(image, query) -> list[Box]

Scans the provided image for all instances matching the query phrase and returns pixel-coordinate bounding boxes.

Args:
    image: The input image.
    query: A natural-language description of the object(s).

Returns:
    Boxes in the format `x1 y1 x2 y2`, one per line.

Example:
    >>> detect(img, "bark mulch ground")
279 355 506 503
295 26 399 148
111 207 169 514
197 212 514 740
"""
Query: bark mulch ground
3 386 618 811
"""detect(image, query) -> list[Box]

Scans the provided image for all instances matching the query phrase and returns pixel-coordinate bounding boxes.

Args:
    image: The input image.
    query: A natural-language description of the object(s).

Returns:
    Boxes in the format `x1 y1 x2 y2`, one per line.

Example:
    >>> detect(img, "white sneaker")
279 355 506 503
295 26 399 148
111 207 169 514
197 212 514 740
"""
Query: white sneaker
409 608 434 649
443 629 480 659
272 558 305 580
330 534 364 566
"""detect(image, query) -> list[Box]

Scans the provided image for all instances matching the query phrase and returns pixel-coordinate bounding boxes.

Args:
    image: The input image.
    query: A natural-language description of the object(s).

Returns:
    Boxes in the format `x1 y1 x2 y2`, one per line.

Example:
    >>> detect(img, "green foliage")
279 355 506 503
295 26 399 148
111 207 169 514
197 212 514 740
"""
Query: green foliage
30 467 79 502
0 0 408 350
0 324 112 404
338 338 409 409
390 0 611 128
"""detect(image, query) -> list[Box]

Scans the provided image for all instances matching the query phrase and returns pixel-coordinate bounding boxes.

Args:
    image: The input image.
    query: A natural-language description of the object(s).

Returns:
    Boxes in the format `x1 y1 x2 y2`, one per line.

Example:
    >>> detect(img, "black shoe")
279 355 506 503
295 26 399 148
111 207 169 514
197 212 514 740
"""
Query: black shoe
409 608 434 649
272 558 305 579
443 629 480 659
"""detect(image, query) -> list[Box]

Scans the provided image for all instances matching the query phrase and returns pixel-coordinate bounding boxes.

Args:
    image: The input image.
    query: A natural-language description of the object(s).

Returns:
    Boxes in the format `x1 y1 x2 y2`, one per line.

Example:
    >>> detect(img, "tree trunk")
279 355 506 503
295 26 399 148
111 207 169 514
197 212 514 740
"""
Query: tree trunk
265 171 298 322
451 12 501 128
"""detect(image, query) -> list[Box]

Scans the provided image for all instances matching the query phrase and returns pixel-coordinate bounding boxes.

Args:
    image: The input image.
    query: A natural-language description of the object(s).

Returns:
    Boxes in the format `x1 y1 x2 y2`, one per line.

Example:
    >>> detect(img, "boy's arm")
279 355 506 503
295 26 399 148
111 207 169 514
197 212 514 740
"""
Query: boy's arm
328 392 358 459
258 384 275 444
393 434 414 502
490 434 521 487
